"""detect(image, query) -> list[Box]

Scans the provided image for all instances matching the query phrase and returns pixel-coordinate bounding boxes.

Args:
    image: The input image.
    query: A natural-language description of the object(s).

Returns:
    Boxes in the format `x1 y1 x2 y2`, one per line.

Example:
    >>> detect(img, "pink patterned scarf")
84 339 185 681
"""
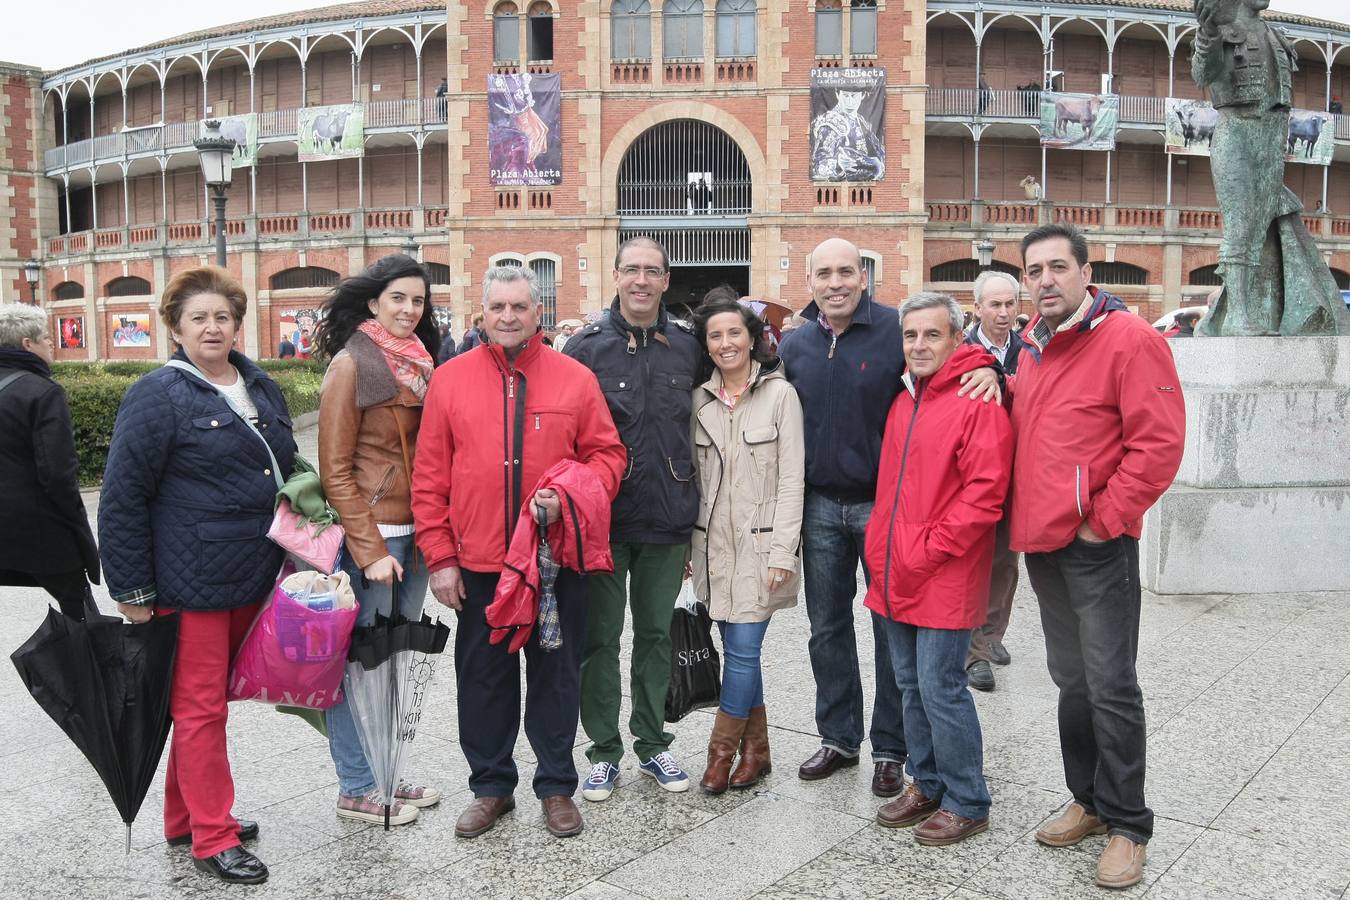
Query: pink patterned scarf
357 319 434 401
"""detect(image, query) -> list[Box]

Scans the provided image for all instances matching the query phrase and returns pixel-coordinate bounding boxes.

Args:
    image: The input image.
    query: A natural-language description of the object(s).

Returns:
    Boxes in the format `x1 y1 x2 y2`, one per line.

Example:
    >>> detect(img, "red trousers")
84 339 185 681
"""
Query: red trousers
162 602 259 858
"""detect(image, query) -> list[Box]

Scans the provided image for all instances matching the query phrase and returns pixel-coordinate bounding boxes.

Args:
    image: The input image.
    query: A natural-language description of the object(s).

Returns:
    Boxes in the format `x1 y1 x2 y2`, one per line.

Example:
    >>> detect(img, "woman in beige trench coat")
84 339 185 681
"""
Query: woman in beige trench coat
690 291 805 794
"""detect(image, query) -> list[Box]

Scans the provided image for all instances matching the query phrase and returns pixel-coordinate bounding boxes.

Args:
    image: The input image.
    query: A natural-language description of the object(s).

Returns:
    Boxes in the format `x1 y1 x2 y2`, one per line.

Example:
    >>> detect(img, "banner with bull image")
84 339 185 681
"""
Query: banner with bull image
810 68 886 182
1039 92 1119 151
201 114 258 168
489 73 562 186
1285 109 1334 166
1165 99 1218 157
297 103 365 163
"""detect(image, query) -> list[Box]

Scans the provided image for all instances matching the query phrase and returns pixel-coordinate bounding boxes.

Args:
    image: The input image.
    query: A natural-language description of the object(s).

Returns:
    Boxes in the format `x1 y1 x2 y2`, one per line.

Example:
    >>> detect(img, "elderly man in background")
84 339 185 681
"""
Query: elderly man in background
413 265 626 841
962 270 1025 692
0 304 99 622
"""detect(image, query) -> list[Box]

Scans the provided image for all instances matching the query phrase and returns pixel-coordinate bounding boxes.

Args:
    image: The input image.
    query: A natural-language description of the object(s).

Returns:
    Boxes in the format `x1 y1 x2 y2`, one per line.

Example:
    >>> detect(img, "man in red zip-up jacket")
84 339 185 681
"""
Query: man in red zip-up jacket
412 265 625 841
1008 224 1184 890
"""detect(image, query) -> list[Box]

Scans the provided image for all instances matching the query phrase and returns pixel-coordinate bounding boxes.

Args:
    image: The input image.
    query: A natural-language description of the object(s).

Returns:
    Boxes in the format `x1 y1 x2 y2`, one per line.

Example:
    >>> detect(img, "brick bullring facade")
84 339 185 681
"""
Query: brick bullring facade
6 0 1350 360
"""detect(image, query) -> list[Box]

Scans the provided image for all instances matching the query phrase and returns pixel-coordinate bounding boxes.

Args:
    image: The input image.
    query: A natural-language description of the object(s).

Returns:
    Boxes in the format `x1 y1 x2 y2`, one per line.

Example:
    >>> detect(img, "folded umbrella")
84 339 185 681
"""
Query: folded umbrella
343 581 450 830
10 607 179 853
534 503 562 651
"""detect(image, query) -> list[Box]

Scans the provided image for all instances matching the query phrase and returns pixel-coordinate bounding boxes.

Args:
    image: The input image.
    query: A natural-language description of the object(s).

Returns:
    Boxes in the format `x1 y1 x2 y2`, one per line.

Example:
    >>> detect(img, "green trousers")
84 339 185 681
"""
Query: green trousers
580 541 687 764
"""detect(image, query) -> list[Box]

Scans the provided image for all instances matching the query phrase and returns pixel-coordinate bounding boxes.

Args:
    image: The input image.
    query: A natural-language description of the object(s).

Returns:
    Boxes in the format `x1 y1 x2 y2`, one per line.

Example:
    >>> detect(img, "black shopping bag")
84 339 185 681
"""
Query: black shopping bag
664 600 721 722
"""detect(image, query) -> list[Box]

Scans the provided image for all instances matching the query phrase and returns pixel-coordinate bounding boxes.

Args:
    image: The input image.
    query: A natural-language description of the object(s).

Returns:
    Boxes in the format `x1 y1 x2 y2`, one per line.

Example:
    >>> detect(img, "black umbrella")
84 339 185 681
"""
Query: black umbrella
344 580 449 829
10 607 179 853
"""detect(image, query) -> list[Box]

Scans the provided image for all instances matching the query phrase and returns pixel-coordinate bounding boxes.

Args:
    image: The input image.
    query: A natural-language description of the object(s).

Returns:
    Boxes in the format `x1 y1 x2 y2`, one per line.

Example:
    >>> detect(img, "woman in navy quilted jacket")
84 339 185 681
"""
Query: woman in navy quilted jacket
98 266 296 886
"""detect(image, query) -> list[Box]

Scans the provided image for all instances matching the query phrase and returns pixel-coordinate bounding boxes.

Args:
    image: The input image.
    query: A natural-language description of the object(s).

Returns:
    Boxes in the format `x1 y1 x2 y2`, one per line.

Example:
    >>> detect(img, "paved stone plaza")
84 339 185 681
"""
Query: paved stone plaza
2 427 1347 899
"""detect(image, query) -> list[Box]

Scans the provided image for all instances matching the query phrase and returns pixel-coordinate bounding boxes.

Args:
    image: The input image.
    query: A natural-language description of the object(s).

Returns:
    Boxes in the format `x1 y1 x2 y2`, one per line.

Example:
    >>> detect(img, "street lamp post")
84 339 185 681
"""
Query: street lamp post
401 235 420 260
977 238 995 270
194 120 236 268
22 258 41 304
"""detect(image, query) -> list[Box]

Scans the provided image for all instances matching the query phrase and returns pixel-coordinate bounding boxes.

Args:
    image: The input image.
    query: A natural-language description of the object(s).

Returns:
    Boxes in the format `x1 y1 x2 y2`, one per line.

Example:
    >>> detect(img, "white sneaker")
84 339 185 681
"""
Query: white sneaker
337 790 419 825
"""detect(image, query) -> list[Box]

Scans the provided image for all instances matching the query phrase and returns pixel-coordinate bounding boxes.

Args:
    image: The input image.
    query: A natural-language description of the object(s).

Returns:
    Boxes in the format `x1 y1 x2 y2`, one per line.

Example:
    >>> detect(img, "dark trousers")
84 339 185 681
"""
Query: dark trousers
456 568 588 800
34 569 97 620
1026 536 1153 843
967 518 1019 666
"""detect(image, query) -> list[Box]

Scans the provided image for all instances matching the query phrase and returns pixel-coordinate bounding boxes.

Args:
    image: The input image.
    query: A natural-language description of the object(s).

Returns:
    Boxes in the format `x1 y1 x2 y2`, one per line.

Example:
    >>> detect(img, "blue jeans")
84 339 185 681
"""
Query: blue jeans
801 491 905 762
717 620 770 718
883 619 990 820
325 534 430 797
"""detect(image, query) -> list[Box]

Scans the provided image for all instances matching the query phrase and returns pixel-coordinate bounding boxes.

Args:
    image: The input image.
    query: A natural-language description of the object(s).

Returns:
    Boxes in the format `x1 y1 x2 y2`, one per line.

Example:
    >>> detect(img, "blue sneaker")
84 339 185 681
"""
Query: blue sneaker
581 762 620 802
638 751 691 793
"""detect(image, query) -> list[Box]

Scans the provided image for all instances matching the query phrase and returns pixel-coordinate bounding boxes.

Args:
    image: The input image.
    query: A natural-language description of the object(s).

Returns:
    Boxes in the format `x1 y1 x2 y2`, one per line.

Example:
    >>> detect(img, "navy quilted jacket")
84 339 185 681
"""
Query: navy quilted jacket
98 350 297 610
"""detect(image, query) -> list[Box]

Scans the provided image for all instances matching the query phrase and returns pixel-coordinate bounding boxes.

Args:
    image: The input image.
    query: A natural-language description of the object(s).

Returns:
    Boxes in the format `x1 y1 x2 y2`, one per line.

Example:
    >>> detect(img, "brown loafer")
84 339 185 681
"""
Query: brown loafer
798 747 859 781
541 795 584 838
454 795 515 838
1095 834 1146 889
1035 802 1107 848
871 761 904 798
876 783 939 828
913 808 989 846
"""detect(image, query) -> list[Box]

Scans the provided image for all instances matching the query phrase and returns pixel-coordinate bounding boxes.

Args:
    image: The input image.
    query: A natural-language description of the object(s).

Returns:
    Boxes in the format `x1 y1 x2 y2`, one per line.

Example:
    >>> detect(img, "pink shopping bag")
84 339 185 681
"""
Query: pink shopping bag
229 569 359 710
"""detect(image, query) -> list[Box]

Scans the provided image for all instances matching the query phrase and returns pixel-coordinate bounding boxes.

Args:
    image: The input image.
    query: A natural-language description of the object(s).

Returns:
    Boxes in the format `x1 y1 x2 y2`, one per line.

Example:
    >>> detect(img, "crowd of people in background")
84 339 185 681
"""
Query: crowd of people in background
2 221 1187 892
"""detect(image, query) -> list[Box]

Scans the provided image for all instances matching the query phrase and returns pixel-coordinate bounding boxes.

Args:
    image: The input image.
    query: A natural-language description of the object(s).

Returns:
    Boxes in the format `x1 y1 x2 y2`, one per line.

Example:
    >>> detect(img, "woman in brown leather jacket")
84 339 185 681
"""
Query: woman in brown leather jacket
313 254 444 826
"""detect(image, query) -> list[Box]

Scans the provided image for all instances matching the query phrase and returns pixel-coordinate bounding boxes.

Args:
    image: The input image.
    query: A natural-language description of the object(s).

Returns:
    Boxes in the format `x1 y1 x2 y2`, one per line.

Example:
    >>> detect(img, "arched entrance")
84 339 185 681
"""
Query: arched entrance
616 119 751 314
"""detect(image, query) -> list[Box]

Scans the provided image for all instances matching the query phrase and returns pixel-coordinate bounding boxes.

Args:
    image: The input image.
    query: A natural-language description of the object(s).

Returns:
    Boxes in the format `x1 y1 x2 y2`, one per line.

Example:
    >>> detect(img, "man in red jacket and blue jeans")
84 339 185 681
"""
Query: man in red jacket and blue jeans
1009 224 1185 890
863 292 1013 847
412 265 626 841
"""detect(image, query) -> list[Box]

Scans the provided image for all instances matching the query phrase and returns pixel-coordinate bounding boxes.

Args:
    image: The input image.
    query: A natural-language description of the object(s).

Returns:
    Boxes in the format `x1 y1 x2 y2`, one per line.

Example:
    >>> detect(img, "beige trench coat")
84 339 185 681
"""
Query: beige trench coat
690 360 806 623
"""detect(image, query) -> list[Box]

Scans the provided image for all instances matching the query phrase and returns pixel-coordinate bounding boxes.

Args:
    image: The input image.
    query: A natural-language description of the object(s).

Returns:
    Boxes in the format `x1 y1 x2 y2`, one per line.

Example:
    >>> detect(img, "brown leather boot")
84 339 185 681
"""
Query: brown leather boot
701 710 748 794
729 706 771 789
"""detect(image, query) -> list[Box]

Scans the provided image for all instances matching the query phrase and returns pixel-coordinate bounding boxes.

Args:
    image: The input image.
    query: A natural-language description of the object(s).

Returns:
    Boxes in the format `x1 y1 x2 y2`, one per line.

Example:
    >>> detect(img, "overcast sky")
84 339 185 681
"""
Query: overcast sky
3 0 1347 71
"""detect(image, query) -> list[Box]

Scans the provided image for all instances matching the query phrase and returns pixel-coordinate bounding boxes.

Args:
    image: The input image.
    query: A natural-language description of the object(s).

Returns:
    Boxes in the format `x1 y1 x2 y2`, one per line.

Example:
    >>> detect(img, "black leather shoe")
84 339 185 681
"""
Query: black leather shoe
989 640 1012 666
967 660 996 692
871 761 904 797
167 819 259 847
798 747 860 781
192 846 269 884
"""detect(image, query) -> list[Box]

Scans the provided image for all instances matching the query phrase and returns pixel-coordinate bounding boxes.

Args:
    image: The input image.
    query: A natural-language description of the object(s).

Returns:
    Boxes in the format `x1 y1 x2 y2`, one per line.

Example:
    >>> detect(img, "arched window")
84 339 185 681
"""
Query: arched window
494 1 521 63
850 0 878 55
716 0 756 57
106 276 152 297
860 251 879 290
527 1 554 62
663 0 704 59
53 281 85 300
930 259 1019 283
495 255 526 267
1331 268 1349 290
425 262 453 285
612 0 652 61
1188 264 1222 286
270 267 340 290
815 0 842 56
1090 261 1148 286
530 258 558 327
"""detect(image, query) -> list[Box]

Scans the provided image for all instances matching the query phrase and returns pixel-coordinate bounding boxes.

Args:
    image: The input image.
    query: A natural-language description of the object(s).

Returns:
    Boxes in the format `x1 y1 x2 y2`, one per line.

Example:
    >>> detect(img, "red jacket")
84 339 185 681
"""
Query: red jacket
1007 288 1185 553
412 332 625 573
863 344 1014 630
487 459 617 652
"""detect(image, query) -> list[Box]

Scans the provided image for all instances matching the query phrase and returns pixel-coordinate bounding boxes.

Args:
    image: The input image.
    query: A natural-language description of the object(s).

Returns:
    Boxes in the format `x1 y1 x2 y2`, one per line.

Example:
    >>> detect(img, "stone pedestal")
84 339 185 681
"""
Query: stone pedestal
1140 336 1350 594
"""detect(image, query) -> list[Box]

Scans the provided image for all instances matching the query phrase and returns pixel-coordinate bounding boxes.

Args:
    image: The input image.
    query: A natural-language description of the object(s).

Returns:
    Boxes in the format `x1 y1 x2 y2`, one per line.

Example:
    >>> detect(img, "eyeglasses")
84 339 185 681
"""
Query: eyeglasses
617 265 666 279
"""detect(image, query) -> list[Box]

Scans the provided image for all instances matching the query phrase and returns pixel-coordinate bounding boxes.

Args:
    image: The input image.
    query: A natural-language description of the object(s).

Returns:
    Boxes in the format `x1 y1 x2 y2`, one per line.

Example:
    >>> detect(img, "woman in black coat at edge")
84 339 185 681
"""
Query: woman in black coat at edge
0 303 99 620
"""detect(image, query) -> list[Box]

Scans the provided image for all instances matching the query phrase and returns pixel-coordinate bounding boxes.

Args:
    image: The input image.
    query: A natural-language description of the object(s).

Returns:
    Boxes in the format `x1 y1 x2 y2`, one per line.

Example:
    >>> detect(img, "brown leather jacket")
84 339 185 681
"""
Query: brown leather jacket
319 331 423 569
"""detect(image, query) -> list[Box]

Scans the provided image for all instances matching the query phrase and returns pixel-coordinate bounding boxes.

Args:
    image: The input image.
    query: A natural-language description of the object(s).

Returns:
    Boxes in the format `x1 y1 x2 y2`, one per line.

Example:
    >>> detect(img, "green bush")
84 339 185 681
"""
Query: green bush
258 358 326 375
55 361 323 486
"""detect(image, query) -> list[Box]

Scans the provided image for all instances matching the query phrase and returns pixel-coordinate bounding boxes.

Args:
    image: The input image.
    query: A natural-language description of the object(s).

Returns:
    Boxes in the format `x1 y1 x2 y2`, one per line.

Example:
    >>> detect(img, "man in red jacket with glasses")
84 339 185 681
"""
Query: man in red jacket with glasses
1008 224 1185 890
412 265 625 841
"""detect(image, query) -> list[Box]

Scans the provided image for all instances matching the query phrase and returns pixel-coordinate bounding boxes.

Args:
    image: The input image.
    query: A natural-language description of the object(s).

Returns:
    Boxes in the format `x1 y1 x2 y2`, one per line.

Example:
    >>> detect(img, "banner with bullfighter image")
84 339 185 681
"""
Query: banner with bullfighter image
1039 92 1119 151
1285 109 1334 166
488 72 562 186
201 114 258 168
1165 98 1218 157
810 67 886 182
297 104 365 162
